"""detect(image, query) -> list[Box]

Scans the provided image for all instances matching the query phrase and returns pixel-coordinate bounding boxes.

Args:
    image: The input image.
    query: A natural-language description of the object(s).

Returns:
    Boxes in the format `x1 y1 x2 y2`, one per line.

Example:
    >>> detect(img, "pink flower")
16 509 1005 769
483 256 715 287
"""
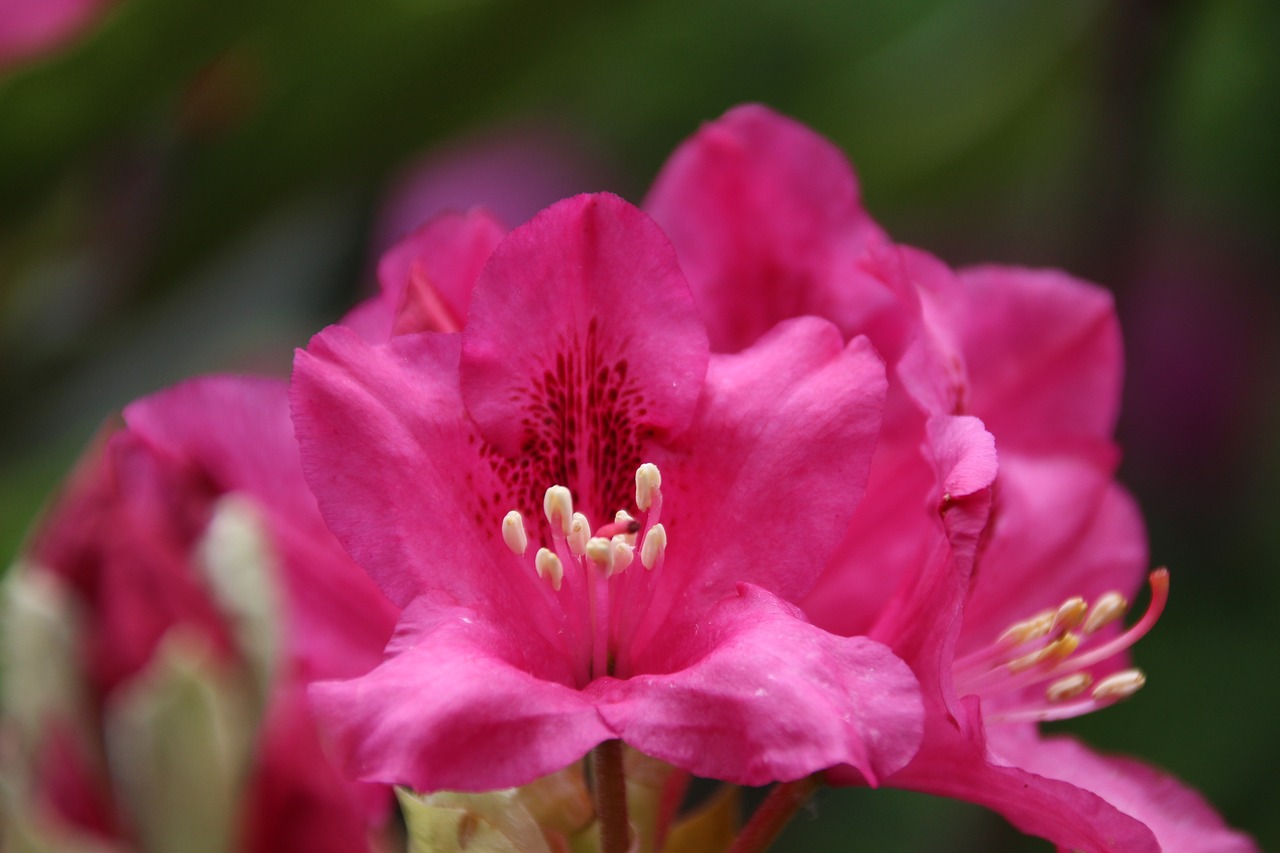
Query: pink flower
0 0 111 70
3 377 398 850
645 105 1256 852
293 191 924 792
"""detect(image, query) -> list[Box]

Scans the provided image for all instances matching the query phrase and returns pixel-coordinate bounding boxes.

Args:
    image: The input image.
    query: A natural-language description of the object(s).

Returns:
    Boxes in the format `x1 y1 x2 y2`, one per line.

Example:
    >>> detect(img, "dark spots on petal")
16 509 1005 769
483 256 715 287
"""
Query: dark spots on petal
484 316 648 544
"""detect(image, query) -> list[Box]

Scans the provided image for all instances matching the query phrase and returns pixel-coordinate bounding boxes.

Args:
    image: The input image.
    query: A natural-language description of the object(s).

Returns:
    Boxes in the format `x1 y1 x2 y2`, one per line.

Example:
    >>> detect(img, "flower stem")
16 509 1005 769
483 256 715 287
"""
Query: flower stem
593 739 630 853
726 776 820 853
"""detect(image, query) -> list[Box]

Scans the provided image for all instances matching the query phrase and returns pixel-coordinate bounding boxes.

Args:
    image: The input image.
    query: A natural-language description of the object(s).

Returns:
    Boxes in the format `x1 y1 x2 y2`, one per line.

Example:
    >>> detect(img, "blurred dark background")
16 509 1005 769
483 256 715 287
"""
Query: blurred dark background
2 0 1276 849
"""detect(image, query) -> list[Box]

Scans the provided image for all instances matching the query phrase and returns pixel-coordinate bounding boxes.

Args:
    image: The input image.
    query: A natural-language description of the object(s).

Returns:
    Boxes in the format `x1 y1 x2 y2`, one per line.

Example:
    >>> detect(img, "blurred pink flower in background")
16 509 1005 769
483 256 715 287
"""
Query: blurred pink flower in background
2 378 398 851
0 0 111 70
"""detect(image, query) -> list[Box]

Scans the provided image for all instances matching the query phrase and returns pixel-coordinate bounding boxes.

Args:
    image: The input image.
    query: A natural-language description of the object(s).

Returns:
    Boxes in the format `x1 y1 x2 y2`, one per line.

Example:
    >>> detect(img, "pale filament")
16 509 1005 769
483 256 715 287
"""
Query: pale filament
956 570 1169 725
498 463 670 684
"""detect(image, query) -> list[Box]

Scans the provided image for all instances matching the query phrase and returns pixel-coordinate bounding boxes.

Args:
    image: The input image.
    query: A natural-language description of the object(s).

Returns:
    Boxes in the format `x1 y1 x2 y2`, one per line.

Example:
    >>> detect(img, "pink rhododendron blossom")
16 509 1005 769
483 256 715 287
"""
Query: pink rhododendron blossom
3 377 398 851
295 192 925 793
644 105 1256 852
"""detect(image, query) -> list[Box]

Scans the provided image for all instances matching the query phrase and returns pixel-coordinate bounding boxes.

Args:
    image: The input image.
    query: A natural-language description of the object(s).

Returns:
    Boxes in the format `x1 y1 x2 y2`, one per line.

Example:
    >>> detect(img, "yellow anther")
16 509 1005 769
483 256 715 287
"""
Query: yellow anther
501 511 528 556
534 548 564 591
568 512 591 556
585 537 613 570
1051 597 1088 634
610 536 635 575
1092 669 1146 701
1042 631 1080 664
543 486 574 536
640 523 667 570
636 463 662 511
1083 591 1129 634
1008 632 1080 673
1045 672 1093 703
997 610 1055 647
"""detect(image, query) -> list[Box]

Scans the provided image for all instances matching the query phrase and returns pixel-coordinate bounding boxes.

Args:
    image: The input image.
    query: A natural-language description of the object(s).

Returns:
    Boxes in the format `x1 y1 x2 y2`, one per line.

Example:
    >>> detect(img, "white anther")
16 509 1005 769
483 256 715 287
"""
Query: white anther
997 610 1055 647
501 511 528 555
1083 591 1129 634
640 523 667 570
568 512 591 556
636 463 662 511
1092 669 1146 701
610 536 635 575
585 537 613 570
543 486 574 536
1051 597 1088 634
1045 672 1093 703
534 548 564 591
615 510 636 527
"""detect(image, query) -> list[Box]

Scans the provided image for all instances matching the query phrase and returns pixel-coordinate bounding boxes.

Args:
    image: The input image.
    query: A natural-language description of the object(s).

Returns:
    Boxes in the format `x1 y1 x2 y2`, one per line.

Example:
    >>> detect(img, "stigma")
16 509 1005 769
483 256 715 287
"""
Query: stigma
954 569 1169 724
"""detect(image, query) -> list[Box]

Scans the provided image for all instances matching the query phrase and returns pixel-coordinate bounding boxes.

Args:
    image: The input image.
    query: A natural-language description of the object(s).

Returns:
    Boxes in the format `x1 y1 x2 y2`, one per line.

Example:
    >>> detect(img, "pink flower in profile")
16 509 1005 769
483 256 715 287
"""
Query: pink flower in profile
3 377 398 851
293 192 925 793
644 105 1257 852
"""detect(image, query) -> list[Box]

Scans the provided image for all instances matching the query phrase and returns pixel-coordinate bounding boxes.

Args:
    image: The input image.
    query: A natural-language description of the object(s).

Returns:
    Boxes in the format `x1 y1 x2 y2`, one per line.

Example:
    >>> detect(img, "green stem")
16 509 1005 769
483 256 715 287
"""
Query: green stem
726 776 820 853
593 739 630 853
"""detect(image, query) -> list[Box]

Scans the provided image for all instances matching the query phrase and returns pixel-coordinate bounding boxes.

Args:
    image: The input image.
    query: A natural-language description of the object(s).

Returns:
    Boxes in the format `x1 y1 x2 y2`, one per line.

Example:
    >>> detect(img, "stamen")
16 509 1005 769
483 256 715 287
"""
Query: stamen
543 486 574 536
585 537 613 570
996 610 1055 647
534 548 564 591
568 512 591 556
1051 597 1088 634
636 463 662 511
1047 570 1169 674
501 511 528 555
640 524 666 570
1083 591 1128 634
1008 632 1079 672
610 537 634 576
1092 669 1146 701
1045 672 1092 703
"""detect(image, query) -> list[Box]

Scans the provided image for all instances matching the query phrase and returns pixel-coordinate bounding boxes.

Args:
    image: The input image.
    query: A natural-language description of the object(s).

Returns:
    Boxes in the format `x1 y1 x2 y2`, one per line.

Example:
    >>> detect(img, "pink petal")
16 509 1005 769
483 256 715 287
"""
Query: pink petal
645 104 889 353
310 599 612 792
989 727 1258 853
124 376 398 681
959 460 1148 655
459 193 709 523
623 317 886 654
291 327 564 648
801 393 935 637
376 208 507 336
242 687 378 853
592 585 921 786
31 431 237 694
928 414 998 500
871 700 1161 853
957 265 1124 444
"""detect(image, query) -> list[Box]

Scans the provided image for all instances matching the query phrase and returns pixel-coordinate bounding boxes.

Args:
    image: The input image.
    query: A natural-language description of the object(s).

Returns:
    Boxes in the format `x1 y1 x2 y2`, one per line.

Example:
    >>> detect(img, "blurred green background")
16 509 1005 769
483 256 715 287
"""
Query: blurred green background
2 0 1277 849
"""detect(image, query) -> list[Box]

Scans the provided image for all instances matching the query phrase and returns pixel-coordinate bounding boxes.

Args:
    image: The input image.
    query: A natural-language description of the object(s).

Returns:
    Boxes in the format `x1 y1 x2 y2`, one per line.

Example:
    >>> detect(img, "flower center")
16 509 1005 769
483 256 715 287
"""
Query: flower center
498 463 670 684
952 569 1169 724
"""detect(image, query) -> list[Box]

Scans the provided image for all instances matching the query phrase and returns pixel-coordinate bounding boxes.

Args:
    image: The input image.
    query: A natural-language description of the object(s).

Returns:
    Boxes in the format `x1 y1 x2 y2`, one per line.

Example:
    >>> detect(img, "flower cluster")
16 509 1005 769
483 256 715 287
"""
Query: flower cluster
1 106 1256 852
